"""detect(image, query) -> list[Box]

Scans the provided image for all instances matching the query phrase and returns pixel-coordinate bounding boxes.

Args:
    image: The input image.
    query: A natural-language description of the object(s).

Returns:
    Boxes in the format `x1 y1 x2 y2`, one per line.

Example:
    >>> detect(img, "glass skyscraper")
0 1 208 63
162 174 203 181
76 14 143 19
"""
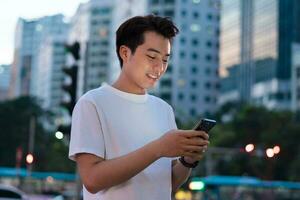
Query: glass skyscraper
219 0 300 110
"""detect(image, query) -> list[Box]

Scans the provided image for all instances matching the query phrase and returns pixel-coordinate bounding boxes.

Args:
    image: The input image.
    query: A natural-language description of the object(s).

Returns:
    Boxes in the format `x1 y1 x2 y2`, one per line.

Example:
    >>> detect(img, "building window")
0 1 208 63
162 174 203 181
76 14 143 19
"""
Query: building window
103 20 110 25
216 28 220 36
206 54 212 61
191 80 197 88
191 53 198 60
190 108 197 116
167 64 173 72
151 0 159 4
178 93 184 100
204 96 211 102
101 41 109 46
191 39 199 46
165 0 175 3
180 51 186 58
164 10 174 17
193 12 199 19
181 10 187 17
91 20 98 26
276 92 284 100
161 79 172 87
205 82 211 89
207 14 213 20
206 41 212 47
180 37 186 44
100 62 108 67
191 66 198 73
91 7 111 15
190 94 197 101
100 51 108 56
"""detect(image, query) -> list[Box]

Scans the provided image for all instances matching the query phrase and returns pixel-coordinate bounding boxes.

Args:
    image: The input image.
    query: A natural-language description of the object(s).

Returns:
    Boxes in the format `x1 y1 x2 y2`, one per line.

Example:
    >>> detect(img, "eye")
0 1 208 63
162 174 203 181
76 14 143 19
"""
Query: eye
147 55 155 59
163 59 168 64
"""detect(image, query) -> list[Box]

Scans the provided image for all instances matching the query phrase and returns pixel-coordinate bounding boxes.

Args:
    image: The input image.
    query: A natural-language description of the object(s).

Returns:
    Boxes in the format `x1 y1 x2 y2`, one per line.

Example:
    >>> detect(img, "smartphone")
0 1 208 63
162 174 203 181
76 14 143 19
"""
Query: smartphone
193 118 216 133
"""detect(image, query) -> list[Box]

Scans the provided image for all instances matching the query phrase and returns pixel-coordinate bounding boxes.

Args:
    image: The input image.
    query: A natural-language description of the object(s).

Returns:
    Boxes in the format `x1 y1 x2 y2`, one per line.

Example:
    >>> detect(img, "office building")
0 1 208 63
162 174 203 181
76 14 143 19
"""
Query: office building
148 0 221 120
0 64 11 101
9 14 69 98
219 0 300 110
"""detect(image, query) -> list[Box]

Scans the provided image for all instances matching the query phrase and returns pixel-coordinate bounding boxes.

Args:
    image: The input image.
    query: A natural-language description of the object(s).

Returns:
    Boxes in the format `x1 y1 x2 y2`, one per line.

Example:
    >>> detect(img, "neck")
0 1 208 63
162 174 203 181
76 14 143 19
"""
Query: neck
112 72 146 95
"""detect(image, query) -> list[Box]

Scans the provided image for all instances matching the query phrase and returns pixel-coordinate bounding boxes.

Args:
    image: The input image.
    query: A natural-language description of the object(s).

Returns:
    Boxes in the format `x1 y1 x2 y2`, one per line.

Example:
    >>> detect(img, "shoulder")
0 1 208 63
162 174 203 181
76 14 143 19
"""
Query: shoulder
148 95 173 112
78 85 109 103
74 86 108 111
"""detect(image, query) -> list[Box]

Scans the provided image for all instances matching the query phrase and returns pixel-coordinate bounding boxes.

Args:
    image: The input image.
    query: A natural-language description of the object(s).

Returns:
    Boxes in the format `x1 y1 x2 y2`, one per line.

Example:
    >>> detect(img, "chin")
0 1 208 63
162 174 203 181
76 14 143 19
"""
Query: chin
140 84 153 91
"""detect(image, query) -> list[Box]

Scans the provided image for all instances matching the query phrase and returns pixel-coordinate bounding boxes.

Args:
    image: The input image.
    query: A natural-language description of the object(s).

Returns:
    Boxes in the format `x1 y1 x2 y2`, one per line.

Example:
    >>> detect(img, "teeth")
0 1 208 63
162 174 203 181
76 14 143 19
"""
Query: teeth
147 74 158 79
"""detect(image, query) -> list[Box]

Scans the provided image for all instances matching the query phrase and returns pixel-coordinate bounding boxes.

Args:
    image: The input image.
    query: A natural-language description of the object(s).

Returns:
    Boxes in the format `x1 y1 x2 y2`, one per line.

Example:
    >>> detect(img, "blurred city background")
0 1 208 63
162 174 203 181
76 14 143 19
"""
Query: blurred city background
0 0 300 199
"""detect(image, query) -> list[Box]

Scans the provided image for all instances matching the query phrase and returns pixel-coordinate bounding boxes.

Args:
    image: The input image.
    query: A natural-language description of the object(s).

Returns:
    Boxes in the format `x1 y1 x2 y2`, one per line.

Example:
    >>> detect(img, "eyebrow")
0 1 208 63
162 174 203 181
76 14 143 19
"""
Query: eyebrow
147 48 170 57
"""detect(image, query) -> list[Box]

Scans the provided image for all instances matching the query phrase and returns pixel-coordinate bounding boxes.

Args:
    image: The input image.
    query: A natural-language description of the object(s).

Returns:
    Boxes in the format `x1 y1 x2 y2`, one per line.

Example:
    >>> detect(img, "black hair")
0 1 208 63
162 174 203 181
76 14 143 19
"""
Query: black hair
116 15 179 68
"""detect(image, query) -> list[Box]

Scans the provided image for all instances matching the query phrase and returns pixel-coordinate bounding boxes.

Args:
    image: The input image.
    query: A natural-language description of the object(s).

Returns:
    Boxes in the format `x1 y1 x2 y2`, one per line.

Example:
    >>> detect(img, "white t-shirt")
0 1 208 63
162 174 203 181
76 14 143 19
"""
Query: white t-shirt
69 84 177 200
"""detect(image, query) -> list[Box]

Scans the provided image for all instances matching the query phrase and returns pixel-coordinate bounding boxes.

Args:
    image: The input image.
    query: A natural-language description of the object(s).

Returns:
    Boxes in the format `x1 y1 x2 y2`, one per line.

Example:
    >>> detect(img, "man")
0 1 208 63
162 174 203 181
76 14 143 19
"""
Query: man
69 15 209 200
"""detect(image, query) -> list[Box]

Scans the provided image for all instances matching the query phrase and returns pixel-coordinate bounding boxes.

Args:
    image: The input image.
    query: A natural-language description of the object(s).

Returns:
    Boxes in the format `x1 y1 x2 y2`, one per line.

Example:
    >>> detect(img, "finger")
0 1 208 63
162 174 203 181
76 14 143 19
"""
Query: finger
186 138 210 146
183 145 205 153
196 131 209 140
184 131 209 140
180 130 204 138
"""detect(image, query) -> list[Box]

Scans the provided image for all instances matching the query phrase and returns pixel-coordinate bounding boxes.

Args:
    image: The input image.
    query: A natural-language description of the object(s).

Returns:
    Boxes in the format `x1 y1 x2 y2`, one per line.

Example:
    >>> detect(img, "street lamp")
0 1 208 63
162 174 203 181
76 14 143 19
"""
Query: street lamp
55 131 64 140
245 144 255 153
26 153 34 164
273 145 280 154
266 148 274 158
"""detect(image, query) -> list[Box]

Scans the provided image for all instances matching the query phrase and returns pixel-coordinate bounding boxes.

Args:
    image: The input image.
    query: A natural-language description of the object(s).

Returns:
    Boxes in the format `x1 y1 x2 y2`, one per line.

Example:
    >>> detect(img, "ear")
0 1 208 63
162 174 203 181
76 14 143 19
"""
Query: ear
119 45 131 64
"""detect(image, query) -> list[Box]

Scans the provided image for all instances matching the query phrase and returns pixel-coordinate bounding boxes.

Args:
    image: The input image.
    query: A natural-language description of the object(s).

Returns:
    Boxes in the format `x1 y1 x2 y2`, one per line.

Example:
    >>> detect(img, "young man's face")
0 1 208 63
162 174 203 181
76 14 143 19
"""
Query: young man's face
120 31 171 94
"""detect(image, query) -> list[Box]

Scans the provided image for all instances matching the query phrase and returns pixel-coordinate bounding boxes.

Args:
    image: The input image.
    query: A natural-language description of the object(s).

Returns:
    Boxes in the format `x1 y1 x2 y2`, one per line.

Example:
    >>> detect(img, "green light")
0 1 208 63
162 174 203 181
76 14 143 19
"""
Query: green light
189 181 205 190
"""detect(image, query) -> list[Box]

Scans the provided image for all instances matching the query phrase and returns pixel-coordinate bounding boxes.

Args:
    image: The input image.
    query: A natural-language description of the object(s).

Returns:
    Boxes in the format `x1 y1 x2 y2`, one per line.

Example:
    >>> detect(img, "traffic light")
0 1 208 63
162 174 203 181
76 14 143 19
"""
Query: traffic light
61 41 80 115
61 65 78 115
65 41 80 60
59 42 80 136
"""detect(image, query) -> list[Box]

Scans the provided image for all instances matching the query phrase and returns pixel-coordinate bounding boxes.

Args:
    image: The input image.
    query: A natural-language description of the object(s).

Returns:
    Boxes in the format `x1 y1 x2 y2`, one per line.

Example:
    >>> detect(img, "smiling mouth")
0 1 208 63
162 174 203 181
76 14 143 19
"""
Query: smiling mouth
146 73 159 81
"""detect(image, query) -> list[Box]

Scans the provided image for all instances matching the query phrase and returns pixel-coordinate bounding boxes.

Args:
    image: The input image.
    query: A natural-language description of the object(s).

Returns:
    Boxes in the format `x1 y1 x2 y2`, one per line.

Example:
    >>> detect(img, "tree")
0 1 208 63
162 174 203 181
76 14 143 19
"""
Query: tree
0 96 75 172
185 104 300 181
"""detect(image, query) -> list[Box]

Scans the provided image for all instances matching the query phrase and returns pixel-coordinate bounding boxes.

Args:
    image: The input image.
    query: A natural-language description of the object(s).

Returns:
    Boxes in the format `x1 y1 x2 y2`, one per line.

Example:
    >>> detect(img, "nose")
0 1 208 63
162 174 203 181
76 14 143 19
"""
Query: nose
152 59 165 75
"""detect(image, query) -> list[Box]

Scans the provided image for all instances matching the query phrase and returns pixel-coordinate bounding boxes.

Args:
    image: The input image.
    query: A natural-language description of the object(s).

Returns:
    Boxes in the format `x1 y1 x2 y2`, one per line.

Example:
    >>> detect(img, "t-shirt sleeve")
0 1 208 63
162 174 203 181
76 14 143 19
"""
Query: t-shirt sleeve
167 105 178 130
69 98 106 161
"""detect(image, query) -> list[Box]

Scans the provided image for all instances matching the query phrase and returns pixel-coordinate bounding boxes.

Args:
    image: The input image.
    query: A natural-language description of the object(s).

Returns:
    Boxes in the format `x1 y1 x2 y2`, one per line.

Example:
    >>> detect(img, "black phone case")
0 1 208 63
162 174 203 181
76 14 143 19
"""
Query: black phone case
194 119 216 133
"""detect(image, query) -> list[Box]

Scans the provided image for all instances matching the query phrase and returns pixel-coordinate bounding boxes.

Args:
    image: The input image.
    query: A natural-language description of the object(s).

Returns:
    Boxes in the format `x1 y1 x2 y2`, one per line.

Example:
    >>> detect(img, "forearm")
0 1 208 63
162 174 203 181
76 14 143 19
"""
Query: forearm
80 140 160 193
171 159 192 192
